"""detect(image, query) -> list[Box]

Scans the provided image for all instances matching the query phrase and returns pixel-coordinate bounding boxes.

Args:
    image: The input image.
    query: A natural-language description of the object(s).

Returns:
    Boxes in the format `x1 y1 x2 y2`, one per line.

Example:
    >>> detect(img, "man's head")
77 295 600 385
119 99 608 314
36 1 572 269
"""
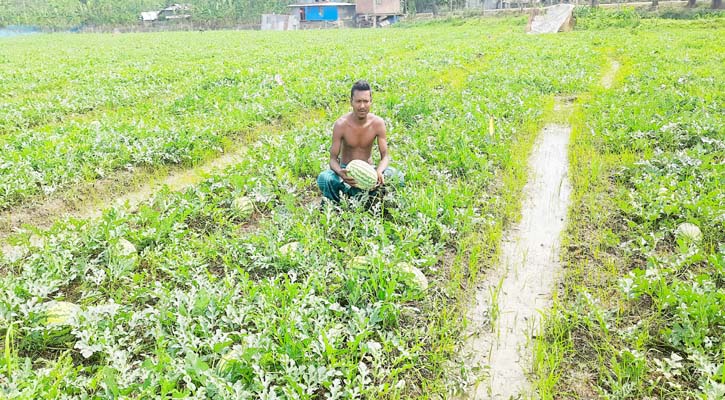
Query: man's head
350 80 372 120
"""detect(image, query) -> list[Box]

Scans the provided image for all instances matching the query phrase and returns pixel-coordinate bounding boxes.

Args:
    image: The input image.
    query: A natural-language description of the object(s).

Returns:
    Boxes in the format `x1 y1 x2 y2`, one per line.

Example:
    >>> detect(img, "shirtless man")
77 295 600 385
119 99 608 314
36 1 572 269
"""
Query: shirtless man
317 80 402 203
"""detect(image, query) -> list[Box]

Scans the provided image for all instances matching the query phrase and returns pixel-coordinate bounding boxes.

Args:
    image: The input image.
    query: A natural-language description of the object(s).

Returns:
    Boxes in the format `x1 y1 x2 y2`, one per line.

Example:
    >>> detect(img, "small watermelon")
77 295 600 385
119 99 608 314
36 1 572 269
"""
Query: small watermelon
232 196 255 220
279 242 301 256
45 301 81 326
219 347 244 373
398 263 428 291
117 238 137 257
346 160 378 190
676 222 702 243
348 255 372 272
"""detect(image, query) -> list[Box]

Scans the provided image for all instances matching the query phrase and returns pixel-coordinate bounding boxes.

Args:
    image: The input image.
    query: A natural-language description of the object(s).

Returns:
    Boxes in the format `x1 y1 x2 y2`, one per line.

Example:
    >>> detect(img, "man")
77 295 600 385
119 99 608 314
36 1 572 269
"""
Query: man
317 80 402 203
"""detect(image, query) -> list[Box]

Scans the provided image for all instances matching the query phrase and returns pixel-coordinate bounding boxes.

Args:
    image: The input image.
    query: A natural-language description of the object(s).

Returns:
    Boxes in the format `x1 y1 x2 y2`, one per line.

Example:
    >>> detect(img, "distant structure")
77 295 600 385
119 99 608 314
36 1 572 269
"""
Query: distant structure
140 4 192 22
274 0 404 29
356 0 404 27
526 4 575 33
465 0 501 9
288 2 357 28
261 14 300 31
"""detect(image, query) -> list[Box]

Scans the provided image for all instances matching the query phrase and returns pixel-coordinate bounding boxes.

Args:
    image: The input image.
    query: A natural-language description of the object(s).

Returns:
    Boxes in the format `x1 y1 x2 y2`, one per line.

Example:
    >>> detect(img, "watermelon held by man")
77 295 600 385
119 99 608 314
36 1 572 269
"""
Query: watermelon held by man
345 160 379 190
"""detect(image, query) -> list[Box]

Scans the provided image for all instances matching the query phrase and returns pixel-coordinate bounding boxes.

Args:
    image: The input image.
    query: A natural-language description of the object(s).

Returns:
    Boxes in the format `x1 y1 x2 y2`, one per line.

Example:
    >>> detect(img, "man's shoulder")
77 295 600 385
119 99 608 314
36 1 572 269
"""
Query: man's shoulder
368 113 386 127
335 113 354 126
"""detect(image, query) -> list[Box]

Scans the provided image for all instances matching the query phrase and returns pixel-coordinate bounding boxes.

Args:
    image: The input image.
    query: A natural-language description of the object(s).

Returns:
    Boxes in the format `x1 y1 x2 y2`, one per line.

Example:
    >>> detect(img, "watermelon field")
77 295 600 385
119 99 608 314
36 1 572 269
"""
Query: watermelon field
1 8 724 399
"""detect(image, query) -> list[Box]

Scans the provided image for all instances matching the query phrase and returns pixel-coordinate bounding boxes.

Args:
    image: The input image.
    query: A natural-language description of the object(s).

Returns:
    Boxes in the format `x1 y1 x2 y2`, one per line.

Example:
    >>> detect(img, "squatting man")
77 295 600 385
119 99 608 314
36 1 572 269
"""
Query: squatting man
317 80 403 203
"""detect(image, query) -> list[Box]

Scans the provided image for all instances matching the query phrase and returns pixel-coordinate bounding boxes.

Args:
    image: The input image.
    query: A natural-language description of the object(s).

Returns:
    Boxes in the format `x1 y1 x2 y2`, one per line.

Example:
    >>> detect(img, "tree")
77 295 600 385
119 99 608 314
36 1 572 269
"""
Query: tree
713 0 722 8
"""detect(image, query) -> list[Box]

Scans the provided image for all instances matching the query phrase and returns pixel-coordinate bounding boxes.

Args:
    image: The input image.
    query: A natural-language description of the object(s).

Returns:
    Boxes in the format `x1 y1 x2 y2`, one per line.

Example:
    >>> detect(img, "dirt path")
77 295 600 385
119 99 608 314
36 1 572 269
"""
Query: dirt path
601 59 620 89
457 59 621 399
0 144 248 245
460 115 572 399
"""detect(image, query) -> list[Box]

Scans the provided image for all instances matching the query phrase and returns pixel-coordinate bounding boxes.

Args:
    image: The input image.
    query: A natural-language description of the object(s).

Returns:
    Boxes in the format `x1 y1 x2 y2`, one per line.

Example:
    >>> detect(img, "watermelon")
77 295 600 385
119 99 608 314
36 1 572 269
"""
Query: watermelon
346 160 378 190
219 347 244 373
232 195 255 220
29 234 45 249
45 301 81 326
348 255 372 272
676 222 702 242
279 242 300 256
398 263 428 291
117 238 137 257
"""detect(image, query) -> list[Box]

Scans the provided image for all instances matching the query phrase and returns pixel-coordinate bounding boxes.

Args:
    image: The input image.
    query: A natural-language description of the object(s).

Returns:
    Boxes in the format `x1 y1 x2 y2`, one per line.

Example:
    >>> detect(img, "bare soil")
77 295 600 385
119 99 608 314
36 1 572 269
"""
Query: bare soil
0 145 248 244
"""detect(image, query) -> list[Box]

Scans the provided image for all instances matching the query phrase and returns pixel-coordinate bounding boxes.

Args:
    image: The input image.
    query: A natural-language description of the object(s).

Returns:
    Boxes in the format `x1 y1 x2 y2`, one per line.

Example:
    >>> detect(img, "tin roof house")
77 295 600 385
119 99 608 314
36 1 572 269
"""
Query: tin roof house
288 1 357 28
355 0 404 27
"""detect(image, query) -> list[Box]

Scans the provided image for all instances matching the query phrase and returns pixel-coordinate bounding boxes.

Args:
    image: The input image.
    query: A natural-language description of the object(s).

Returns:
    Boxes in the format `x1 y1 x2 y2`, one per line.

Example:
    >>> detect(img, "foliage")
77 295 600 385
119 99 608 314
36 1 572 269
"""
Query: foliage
574 4 725 30
0 0 291 29
574 6 642 29
0 17 600 398
535 17 725 399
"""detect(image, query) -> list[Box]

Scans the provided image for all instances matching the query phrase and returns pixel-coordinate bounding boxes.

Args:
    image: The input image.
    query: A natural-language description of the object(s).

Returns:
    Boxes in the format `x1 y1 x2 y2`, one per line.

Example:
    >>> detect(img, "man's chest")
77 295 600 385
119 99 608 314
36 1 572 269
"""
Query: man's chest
342 128 376 147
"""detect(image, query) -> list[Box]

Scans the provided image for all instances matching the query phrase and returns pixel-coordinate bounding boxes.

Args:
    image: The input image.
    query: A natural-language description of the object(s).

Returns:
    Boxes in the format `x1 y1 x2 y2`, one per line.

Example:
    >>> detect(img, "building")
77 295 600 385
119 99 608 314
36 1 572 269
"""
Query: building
355 0 404 27
261 14 300 31
140 4 191 22
288 2 357 28
356 0 403 15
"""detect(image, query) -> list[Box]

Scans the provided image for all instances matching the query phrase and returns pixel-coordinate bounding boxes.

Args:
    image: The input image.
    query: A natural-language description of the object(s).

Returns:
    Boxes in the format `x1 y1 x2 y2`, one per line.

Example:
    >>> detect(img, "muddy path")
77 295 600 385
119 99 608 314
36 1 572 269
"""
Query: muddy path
460 117 572 400
456 59 621 399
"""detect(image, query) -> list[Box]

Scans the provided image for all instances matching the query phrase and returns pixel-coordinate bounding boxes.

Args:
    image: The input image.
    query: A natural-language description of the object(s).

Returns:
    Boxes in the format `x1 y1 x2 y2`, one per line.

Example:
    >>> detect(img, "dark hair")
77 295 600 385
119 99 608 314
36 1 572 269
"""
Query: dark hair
350 80 371 99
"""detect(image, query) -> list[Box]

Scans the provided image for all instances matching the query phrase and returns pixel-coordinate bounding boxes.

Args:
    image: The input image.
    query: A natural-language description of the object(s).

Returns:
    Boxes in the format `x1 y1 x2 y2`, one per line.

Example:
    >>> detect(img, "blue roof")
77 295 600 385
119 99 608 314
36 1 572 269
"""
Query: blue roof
288 2 355 6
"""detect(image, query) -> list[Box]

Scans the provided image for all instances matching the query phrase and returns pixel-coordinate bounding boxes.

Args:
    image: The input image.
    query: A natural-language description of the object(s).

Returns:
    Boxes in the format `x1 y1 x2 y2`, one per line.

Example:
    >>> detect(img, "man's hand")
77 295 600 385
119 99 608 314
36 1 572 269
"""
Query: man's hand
376 170 384 187
339 169 358 187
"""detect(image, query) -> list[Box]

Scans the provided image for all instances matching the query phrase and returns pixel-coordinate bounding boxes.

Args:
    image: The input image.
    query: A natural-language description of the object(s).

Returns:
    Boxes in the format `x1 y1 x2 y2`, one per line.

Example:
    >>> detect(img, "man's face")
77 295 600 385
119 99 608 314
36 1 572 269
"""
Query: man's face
351 90 372 120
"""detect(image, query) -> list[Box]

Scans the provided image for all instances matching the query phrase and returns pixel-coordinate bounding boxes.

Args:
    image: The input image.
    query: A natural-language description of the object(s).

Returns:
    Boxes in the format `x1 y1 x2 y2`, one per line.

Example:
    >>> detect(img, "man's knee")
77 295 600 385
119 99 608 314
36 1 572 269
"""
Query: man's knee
317 170 338 189
318 169 343 201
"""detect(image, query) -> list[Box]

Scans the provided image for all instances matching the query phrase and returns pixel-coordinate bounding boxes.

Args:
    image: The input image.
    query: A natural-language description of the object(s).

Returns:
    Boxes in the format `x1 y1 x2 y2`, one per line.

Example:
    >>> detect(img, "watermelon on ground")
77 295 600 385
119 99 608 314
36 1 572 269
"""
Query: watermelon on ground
45 301 81 326
398 263 429 291
232 195 255 220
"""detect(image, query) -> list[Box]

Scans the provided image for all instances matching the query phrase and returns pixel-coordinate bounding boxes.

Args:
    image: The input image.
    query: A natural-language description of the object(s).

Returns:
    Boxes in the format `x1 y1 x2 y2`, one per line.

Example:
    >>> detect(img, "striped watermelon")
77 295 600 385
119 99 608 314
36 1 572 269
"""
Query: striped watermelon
279 241 301 256
219 347 244 373
45 301 81 326
676 222 702 242
346 160 378 190
398 262 429 291
232 195 254 220
348 255 372 271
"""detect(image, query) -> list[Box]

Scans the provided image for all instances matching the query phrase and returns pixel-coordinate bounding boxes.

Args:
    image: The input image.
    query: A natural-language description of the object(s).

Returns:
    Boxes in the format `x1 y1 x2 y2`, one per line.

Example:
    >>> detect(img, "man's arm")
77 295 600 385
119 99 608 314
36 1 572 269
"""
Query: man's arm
329 120 357 186
375 118 390 185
